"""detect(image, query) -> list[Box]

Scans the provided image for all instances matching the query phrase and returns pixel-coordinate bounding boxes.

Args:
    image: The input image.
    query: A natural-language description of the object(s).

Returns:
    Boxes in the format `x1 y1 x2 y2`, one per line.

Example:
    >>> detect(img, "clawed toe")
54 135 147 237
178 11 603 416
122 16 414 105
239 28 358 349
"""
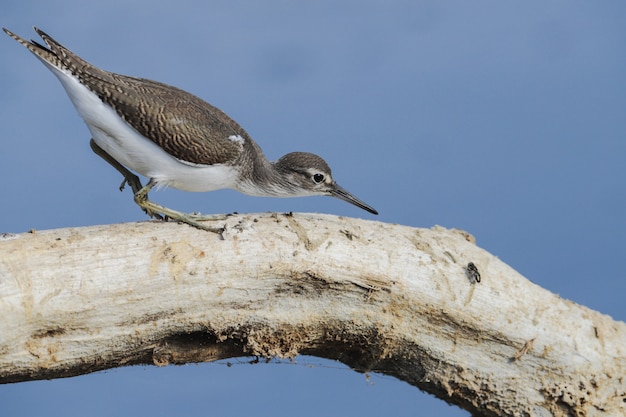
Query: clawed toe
120 176 143 194
146 210 165 221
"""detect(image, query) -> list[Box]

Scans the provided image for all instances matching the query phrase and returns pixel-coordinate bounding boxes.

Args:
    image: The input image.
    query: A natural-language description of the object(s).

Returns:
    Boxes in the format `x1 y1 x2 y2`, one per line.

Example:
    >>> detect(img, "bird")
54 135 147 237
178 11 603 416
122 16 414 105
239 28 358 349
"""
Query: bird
4 27 378 233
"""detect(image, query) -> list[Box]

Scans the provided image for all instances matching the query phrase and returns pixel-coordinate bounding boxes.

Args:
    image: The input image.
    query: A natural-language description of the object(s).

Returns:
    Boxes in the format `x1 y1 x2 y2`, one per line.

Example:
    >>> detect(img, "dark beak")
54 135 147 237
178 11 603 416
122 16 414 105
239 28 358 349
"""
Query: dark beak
330 184 378 215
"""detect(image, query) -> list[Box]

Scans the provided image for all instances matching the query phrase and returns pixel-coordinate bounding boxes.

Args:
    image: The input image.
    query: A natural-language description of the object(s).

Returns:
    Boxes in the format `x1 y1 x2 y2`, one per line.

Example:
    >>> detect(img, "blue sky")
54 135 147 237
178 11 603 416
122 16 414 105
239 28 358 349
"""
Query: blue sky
1 2 625 416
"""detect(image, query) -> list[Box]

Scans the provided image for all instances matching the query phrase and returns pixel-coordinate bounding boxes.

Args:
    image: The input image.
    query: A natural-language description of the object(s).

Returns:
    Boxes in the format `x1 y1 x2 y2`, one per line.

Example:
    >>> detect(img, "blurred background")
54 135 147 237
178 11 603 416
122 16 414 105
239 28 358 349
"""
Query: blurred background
1 2 624 416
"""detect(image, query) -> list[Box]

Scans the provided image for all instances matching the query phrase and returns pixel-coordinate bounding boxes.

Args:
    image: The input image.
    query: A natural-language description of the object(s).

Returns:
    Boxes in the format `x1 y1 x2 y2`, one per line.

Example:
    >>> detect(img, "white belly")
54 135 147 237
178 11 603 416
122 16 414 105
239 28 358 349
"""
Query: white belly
42 62 238 192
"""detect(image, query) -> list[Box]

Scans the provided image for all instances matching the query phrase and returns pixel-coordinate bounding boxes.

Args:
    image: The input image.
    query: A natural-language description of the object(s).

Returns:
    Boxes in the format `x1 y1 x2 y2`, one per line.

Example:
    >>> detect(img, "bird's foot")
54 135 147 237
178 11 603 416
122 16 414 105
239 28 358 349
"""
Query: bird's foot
90 139 144 195
133 181 225 234
119 173 144 195
161 212 226 235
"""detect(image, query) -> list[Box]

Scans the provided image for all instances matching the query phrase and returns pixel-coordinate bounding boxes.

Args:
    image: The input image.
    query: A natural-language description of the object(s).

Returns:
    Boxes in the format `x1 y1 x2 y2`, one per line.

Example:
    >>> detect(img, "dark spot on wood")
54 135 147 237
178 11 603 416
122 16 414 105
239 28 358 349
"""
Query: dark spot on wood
33 327 66 338
340 229 356 240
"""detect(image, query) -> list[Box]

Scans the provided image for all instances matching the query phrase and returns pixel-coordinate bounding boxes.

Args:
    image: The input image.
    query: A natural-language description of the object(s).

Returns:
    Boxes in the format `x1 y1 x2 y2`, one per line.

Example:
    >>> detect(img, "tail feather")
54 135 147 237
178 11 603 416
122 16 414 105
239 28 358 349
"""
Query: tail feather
3 27 61 66
3 27 102 81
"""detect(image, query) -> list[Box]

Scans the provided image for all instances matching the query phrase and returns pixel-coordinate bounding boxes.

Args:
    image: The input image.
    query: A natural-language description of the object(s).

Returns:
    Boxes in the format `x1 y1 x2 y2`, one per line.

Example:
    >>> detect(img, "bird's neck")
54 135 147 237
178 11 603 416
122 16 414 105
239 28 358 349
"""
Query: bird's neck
235 139 295 197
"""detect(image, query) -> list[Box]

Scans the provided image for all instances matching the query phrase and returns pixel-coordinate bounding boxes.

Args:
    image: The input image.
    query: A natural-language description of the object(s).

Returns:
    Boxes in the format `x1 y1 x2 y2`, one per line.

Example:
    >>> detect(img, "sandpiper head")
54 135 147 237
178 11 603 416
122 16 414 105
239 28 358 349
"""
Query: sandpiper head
273 152 378 215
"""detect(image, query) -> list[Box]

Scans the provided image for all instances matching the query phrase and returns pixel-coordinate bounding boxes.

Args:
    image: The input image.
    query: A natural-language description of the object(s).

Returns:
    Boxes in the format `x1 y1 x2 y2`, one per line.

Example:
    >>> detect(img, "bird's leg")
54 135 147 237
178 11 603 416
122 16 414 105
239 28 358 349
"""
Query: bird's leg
90 139 162 219
134 179 226 233
90 138 226 234
89 139 144 195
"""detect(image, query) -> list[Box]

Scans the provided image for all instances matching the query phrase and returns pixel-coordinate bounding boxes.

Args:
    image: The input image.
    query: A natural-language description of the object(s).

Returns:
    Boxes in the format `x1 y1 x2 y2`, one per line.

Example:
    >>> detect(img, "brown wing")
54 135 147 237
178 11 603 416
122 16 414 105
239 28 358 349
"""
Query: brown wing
94 73 247 165
5 27 246 165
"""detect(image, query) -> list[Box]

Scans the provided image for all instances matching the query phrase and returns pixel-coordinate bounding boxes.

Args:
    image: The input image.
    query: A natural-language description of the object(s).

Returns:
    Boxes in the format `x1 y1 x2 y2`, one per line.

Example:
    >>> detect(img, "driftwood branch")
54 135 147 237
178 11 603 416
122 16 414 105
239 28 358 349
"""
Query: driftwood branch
0 213 624 416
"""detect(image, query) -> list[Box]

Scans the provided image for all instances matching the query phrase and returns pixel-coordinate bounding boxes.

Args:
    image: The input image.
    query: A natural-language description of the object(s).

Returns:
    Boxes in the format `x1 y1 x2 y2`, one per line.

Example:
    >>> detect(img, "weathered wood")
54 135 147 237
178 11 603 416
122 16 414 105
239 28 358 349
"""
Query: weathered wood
0 213 624 417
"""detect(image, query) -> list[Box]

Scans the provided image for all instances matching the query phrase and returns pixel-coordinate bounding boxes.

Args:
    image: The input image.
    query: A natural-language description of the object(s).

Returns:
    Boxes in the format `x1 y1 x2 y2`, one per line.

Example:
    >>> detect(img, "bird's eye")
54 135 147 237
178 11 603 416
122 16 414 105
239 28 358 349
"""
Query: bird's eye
312 173 325 184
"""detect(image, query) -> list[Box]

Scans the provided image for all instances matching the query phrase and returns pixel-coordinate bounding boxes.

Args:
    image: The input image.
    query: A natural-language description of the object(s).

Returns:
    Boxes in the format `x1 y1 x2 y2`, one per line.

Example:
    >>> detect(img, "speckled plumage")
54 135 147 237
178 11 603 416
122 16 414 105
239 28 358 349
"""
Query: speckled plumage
5 27 378 217
6 27 245 166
